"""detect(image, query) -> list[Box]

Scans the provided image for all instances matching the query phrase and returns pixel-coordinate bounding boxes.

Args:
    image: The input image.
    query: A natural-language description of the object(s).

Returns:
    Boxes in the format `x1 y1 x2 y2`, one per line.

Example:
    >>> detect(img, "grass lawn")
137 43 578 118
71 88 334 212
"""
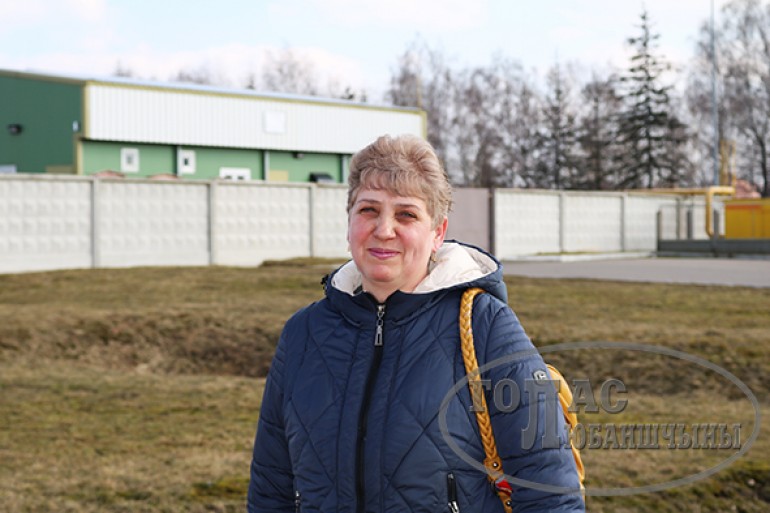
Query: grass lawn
0 260 768 512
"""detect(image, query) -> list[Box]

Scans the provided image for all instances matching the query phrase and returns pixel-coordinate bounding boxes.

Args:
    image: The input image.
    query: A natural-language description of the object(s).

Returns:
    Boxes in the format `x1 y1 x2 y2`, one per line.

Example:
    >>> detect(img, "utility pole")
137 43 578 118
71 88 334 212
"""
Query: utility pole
710 0 720 185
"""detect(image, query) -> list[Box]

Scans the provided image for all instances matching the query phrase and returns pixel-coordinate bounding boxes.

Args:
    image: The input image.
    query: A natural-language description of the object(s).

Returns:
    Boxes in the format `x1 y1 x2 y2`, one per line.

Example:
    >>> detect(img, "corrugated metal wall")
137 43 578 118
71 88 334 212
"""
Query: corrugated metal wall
0 176 719 274
86 84 423 154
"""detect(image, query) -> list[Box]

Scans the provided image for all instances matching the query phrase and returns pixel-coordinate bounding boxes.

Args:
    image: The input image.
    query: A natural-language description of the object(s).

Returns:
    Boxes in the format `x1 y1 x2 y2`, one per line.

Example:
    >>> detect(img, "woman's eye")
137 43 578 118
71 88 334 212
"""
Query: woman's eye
398 211 417 219
359 206 376 214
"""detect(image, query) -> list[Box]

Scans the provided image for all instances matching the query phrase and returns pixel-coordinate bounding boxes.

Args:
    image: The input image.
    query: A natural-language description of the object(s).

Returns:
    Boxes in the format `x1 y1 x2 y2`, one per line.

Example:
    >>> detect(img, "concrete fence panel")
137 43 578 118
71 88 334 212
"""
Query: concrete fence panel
312 185 349 258
0 176 92 273
98 181 210 267
495 190 561 258
214 182 311 265
1 175 725 274
562 193 623 253
626 195 678 249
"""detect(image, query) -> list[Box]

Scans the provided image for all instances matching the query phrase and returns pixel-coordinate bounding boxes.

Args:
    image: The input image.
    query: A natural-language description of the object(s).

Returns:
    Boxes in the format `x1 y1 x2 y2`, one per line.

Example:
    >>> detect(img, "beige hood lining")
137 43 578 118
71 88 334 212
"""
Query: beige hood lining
332 242 497 296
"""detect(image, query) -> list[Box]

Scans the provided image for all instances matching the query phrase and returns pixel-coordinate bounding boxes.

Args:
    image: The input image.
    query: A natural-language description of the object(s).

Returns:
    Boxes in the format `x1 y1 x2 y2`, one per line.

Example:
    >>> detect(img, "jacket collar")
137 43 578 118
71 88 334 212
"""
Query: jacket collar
325 241 507 324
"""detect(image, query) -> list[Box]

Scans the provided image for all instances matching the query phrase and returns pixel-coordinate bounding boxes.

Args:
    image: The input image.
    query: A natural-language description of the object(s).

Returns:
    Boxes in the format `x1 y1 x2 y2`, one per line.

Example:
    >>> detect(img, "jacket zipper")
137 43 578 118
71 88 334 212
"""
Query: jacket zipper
447 472 460 513
355 303 386 513
294 490 301 513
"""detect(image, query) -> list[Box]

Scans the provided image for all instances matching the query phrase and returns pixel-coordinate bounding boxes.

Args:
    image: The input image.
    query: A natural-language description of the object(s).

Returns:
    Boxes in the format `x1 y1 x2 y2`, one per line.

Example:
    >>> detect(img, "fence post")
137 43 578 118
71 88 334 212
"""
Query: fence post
620 193 627 252
208 180 218 265
686 209 694 240
558 192 566 253
91 177 101 268
488 187 496 255
712 209 720 240
656 209 663 242
309 184 317 258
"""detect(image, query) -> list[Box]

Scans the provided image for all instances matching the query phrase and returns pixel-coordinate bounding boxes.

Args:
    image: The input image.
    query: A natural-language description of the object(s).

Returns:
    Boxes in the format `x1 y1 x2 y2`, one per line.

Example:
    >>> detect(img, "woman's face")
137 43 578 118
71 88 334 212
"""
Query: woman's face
348 187 447 302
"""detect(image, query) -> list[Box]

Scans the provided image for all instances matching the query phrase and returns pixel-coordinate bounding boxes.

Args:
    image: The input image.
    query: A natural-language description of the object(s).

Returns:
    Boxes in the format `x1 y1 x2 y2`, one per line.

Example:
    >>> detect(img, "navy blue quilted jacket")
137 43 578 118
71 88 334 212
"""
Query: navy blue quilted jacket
248 241 584 513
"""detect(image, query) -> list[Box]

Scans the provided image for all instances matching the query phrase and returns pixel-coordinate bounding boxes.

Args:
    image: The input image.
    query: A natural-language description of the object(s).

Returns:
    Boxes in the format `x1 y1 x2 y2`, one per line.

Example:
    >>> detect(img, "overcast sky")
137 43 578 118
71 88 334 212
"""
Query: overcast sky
0 0 732 100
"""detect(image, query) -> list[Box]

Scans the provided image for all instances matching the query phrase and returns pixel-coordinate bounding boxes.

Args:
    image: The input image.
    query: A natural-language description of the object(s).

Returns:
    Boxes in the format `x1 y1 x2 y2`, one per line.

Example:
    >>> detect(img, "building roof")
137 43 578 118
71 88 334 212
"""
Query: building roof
0 67 418 113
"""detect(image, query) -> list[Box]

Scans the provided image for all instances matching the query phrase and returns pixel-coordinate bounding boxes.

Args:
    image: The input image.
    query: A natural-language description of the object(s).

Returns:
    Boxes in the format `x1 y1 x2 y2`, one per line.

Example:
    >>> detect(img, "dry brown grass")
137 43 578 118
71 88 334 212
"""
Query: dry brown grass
0 261 768 512
0 361 263 513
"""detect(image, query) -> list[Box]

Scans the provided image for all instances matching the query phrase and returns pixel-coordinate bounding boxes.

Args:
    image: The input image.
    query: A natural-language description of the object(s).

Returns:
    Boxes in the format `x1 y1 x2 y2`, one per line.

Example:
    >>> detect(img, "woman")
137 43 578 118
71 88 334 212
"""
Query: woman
247 135 583 512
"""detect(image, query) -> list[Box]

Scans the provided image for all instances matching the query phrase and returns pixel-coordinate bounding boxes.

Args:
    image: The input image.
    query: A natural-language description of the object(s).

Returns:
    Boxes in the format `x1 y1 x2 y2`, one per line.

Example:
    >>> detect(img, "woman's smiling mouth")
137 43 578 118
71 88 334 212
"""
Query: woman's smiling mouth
369 248 400 259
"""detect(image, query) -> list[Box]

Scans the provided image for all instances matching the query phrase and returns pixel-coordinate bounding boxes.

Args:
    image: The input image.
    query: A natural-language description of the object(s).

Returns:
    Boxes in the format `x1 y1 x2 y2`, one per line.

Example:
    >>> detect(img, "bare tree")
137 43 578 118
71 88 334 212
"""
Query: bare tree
535 63 581 189
495 65 542 188
387 43 543 188
172 65 218 85
113 61 135 78
255 47 367 101
720 0 770 196
260 48 320 96
449 56 544 187
386 39 455 176
577 73 624 189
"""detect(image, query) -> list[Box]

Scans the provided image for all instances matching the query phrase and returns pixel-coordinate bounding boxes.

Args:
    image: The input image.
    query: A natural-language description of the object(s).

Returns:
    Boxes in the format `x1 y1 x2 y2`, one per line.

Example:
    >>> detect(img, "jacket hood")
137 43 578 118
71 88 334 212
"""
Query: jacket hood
326 241 507 321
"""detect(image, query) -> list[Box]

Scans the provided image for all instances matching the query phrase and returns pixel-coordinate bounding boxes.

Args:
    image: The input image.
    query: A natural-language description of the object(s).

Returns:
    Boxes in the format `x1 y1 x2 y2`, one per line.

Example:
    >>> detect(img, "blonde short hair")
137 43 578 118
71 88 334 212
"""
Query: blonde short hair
347 135 452 228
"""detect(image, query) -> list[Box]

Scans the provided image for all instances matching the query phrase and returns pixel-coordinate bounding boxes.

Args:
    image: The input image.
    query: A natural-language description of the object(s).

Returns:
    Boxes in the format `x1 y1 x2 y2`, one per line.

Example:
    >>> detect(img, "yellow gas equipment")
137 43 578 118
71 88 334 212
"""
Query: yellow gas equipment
725 199 770 239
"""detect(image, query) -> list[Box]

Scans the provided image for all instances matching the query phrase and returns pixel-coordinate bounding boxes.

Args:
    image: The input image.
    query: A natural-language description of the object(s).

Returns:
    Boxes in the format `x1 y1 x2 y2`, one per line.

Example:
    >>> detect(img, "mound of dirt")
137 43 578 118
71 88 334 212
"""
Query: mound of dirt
0 310 281 377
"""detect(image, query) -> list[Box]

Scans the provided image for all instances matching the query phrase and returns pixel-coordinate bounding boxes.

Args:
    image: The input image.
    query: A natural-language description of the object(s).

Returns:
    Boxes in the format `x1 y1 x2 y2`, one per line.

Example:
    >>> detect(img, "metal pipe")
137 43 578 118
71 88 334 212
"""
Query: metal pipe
705 186 735 238
631 186 735 237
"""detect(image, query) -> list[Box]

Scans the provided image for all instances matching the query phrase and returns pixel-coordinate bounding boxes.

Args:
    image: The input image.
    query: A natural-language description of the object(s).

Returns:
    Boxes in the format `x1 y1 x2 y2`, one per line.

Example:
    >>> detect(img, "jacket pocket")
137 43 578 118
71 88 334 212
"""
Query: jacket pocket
294 490 301 513
447 472 460 513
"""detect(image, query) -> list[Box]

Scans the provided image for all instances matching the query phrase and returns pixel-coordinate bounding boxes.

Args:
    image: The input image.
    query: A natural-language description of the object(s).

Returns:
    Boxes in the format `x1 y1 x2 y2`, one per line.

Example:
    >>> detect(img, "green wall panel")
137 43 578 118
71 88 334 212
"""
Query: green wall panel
82 141 174 177
269 151 342 183
191 147 263 179
0 75 81 173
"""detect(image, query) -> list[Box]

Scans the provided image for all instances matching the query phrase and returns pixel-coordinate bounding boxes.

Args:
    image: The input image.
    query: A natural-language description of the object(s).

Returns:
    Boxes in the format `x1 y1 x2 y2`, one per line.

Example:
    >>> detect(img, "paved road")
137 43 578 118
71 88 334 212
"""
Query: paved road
502 257 770 288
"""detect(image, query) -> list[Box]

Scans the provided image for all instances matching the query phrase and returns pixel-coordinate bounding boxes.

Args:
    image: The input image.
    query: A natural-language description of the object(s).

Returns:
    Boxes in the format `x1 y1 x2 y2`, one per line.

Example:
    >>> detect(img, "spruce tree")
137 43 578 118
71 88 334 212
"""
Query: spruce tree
617 9 688 188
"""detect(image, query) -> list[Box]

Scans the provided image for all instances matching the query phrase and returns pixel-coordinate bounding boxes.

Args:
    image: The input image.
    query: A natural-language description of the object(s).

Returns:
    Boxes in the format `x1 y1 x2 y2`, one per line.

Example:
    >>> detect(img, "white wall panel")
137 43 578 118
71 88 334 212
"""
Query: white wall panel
495 191 561 258
86 84 423 154
626 195 679 250
312 185 349 259
0 177 91 272
691 198 719 239
214 183 310 265
3 175 724 274
562 194 623 252
98 182 209 267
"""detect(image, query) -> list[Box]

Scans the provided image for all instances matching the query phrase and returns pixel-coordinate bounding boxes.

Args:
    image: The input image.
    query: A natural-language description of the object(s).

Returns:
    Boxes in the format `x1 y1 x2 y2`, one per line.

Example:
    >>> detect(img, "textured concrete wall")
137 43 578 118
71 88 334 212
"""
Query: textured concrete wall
1 175 716 274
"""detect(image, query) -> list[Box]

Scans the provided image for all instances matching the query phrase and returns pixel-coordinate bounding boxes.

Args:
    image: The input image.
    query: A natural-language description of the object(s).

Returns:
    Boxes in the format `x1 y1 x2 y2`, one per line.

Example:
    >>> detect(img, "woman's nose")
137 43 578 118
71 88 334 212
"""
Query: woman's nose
373 217 395 239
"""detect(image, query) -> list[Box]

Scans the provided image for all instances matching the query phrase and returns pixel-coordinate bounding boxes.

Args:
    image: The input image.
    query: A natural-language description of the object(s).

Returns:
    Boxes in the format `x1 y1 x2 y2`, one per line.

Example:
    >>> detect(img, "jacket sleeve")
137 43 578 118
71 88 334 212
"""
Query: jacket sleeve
247 329 295 513
476 297 585 513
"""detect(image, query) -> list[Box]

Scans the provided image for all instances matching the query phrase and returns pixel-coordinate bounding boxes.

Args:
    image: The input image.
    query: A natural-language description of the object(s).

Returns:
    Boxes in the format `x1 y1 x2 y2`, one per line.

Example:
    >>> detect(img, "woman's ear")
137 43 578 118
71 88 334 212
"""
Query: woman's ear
433 217 448 251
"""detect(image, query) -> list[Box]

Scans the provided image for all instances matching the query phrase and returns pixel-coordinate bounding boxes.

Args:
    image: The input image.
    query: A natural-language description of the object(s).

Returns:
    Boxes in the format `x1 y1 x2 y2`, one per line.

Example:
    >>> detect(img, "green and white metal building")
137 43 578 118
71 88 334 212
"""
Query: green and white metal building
0 69 425 182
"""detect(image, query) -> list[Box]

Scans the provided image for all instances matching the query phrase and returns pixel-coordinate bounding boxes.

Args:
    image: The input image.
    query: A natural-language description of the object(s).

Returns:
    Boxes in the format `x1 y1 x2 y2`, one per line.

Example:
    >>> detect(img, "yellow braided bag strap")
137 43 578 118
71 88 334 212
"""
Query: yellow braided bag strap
460 288 586 510
459 287 513 513
545 364 586 488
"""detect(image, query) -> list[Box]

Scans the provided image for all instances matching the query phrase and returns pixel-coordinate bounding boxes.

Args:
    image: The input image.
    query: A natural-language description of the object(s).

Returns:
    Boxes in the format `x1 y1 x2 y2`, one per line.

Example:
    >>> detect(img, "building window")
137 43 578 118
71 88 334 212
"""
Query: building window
263 111 286 134
219 167 251 181
177 149 196 175
120 148 139 173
